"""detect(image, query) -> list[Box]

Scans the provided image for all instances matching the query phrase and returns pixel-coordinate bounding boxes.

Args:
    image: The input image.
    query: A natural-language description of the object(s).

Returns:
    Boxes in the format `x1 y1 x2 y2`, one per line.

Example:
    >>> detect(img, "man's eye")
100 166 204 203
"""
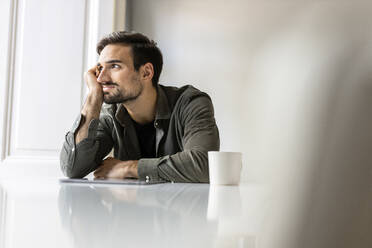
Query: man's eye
112 64 120 69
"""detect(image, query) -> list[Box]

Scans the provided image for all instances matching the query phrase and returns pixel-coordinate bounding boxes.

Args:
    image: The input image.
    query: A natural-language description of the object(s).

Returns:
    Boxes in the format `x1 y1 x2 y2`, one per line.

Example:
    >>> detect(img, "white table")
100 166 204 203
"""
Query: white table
0 177 371 248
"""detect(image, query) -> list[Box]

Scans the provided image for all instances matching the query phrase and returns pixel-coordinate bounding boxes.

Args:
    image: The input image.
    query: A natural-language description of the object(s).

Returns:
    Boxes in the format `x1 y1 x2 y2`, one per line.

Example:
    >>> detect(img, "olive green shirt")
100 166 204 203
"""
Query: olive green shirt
60 84 220 183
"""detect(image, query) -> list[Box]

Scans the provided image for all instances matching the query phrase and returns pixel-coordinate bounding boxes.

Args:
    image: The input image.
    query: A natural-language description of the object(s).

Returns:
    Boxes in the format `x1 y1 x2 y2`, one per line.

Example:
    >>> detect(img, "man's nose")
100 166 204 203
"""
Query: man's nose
97 68 110 83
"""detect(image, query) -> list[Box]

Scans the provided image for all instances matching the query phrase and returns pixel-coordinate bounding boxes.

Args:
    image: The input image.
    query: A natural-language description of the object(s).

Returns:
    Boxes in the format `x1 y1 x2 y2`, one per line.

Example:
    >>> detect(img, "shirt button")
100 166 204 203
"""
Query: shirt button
154 122 159 128
72 148 75 152
145 176 150 182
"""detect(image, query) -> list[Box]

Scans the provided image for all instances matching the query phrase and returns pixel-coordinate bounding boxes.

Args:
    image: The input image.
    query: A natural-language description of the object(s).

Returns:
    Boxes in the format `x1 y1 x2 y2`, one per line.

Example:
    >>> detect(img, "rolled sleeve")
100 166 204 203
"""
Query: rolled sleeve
137 157 167 183
60 114 113 178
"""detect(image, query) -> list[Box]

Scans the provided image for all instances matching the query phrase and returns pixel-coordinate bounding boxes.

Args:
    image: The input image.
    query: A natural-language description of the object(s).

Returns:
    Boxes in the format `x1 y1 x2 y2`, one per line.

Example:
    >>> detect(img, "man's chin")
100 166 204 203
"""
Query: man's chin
103 95 138 104
103 90 141 104
103 95 122 104
103 98 123 104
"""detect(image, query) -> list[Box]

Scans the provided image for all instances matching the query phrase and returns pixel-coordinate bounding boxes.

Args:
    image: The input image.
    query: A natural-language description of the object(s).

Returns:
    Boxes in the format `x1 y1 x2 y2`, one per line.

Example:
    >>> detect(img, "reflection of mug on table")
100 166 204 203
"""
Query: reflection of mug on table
208 151 242 185
207 186 242 220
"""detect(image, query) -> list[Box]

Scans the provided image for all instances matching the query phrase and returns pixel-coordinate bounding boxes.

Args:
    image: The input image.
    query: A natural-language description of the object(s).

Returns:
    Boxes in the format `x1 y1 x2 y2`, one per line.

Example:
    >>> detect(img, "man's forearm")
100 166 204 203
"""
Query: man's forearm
138 149 211 183
61 66 112 178
75 92 103 144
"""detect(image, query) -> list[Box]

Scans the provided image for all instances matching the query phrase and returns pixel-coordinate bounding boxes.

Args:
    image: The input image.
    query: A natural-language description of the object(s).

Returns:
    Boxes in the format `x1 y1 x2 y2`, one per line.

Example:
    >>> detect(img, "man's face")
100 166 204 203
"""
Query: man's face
96 44 143 104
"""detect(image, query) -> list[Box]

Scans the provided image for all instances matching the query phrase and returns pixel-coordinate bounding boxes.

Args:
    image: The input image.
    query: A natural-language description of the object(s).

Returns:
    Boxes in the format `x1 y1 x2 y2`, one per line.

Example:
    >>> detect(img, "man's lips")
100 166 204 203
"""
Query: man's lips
102 84 116 92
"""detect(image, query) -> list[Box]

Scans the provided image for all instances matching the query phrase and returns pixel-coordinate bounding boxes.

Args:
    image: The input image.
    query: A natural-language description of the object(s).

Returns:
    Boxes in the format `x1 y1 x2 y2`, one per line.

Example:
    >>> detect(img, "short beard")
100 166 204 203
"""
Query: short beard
103 82 143 104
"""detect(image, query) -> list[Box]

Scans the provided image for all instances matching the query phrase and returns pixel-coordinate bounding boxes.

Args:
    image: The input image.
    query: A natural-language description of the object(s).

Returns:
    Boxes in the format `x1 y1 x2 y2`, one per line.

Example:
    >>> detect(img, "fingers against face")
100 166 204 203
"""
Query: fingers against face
84 65 104 95
85 66 97 79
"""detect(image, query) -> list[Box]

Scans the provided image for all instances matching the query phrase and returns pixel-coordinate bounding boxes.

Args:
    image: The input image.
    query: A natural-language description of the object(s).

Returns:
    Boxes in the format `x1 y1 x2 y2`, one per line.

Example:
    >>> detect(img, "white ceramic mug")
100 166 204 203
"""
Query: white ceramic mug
208 151 242 185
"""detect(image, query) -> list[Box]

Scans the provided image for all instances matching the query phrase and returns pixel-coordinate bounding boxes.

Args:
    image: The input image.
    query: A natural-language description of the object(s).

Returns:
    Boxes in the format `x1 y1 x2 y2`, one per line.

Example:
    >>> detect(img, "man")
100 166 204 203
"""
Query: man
60 31 219 183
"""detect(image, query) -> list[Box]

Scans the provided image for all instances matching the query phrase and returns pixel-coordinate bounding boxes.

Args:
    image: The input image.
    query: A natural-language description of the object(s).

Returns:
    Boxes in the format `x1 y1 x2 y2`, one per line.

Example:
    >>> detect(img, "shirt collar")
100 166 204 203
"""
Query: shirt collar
154 85 171 120
114 85 171 127
115 104 131 127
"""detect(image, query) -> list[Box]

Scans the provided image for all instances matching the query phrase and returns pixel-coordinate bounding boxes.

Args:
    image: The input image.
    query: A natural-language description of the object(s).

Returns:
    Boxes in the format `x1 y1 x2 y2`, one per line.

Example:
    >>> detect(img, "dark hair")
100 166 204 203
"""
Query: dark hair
96 31 163 86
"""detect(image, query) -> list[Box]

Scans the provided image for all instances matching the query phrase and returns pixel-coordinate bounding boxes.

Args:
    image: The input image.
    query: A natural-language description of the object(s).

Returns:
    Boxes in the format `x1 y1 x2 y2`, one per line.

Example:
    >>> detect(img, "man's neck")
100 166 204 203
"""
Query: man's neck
124 85 157 125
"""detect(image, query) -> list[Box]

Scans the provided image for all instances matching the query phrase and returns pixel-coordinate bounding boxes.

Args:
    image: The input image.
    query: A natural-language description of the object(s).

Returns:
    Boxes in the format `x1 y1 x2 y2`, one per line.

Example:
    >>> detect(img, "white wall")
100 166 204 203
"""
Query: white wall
130 0 372 185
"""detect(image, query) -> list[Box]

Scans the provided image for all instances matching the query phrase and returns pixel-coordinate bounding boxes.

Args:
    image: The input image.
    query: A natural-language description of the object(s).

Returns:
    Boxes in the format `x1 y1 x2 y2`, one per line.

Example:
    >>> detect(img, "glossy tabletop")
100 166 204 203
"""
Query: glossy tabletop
0 177 371 248
0 179 264 248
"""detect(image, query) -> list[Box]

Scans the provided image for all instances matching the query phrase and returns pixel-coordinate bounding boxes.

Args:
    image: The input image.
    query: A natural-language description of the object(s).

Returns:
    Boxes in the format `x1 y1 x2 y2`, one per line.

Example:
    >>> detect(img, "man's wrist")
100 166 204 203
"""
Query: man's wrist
123 160 138 178
82 94 103 116
131 160 139 178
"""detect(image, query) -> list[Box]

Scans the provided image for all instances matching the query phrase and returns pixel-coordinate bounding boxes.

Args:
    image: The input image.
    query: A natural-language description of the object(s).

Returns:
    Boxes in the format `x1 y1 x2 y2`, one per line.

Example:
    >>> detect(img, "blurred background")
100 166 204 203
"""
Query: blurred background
1 0 372 247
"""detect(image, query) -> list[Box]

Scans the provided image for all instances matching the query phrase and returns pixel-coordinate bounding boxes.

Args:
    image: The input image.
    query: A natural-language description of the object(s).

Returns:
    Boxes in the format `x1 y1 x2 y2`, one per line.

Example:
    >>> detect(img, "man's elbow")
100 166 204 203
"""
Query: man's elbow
189 149 211 183
60 147 91 178
60 156 88 178
198 172 210 183
60 163 82 178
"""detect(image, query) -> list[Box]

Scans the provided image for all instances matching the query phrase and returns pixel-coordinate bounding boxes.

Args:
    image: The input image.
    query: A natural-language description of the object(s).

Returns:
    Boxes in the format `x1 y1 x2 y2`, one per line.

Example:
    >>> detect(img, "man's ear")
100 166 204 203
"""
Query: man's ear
141 63 154 82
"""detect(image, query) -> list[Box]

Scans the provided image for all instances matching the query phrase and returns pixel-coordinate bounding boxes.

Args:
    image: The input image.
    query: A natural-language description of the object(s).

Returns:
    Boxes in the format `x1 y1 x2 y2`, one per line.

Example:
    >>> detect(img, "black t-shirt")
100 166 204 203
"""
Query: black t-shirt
132 120 156 158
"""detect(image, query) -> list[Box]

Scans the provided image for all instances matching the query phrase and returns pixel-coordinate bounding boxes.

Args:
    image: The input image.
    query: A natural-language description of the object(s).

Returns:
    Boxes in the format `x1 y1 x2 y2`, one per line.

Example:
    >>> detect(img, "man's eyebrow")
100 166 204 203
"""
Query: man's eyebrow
97 59 123 66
